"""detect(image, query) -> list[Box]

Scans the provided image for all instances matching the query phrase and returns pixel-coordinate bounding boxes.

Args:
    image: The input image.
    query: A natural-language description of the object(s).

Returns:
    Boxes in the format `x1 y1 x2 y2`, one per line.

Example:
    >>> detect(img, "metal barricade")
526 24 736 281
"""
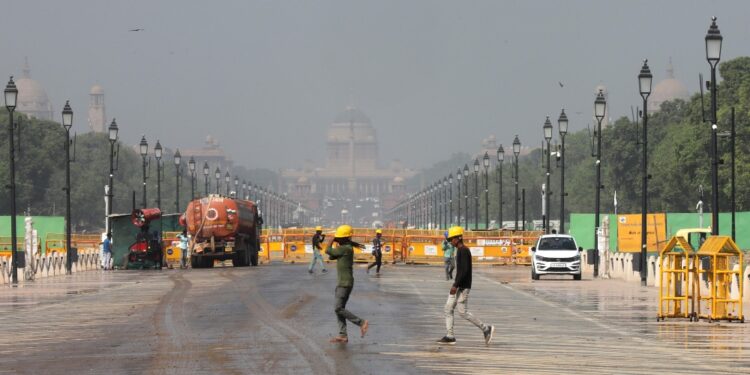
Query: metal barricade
695 236 744 323
283 229 310 264
657 236 699 321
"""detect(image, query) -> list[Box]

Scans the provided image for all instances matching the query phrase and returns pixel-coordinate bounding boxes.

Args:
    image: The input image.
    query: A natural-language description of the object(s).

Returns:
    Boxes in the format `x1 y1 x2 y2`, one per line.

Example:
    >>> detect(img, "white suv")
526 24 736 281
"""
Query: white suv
531 234 583 280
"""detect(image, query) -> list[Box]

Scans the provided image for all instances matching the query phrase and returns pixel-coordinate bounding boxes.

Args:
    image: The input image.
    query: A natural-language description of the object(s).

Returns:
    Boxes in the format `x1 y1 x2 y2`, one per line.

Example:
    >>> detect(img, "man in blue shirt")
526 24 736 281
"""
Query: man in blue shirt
177 230 190 269
102 233 112 270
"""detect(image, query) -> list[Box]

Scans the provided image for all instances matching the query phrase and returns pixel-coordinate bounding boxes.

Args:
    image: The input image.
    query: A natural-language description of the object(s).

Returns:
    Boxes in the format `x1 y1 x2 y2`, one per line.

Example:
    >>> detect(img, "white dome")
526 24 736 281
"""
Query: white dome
648 61 689 112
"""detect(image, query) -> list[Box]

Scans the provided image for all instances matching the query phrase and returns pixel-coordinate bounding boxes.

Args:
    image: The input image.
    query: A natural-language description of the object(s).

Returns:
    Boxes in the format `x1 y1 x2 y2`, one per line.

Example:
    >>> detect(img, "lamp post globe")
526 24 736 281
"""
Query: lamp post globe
705 16 723 68
5 76 18 110
215 167 221 194
203 162 210 195
154 140 163 160
595 90 606 122
543 116 553 142
108 118 119 142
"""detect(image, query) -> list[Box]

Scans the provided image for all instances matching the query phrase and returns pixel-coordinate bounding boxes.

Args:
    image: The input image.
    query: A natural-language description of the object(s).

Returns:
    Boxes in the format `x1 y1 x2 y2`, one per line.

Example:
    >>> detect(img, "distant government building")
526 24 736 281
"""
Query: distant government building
280 107 415 217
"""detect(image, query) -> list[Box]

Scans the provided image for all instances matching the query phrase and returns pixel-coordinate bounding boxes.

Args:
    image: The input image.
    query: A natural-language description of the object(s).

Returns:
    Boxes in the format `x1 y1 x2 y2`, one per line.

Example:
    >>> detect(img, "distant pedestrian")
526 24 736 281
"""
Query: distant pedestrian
437 226 495 345
308 226 328 274
102 232 113 270
442 231 455 280
177 230 190 269
326 224 368 344
366 229 383 275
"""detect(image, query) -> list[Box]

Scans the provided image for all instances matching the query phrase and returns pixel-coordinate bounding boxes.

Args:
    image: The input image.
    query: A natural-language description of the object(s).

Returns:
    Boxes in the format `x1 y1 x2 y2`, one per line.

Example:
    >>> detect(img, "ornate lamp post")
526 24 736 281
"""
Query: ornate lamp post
225 171 231 196
513 135 521 231
188 157 196 200
174 149 181 213
456 168 463 227
497 145 505 230
107 119 119 234
214 167 221 194
593 89 607 278
203 162 210 195
463 164 469 229
638 60 653 286
543 116 553 234
706 16 722 236
448 174 453 225
242 180 247 200
483 152 490 229
154 140 163 210
473 158 480 230
4 77 19 284
558 109 568 233
139 136 148 208
62 101 74 274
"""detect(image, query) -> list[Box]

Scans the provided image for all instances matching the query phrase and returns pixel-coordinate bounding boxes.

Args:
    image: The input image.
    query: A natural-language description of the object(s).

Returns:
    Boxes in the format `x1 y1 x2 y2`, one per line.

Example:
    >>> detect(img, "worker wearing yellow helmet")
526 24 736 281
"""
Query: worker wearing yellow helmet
326 224 369 343
308 226 327 274
367 228 384 275
437 226 495 346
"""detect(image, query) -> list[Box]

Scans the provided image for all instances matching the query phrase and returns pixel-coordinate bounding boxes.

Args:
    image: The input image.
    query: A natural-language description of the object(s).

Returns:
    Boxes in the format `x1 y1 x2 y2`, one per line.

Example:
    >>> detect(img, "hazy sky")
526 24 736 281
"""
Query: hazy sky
1 0 748 171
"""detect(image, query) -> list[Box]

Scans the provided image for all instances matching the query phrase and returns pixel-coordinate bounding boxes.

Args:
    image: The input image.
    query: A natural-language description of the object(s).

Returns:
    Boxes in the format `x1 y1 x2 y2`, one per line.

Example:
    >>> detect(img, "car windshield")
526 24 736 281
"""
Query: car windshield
537 237 577 251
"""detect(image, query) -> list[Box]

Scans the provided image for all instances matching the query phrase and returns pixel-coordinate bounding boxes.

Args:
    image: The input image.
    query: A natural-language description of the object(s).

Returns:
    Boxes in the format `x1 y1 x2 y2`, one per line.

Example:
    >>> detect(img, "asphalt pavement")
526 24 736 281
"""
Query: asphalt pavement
1 263 748 374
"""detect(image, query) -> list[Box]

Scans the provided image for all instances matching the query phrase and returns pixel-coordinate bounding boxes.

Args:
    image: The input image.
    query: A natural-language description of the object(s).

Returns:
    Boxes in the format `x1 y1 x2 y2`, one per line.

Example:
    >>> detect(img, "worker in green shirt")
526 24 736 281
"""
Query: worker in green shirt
326 224 369 344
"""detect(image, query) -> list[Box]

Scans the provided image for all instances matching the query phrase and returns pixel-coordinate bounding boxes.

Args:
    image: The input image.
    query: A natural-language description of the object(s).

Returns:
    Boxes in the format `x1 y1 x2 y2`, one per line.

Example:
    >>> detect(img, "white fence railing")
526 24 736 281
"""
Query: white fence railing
0 249 100 286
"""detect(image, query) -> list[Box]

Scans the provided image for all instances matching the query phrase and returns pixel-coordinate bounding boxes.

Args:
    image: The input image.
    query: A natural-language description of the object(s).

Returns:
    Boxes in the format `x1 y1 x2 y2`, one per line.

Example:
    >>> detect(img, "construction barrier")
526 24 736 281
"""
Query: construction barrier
695 236 744 323
657 236 699 321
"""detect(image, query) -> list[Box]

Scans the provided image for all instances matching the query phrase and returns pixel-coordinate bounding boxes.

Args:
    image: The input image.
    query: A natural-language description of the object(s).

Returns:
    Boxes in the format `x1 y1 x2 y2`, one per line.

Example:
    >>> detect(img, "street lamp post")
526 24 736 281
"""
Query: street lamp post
139 136 148 208
154 140 163 211
225 172 231 196
513 136 521 231
473 158 480 230
638 60 653 286
442 178 448 228
558 110 568 233
4 77 18 284
593 89 607 278
107 119 118 234
463 165 469 229
215 168 221 194
62 101 74 274
203 162 210 196
456 168 462 227
174 149 181 213
483 153 490 229
188 157 196 200
497 145 504 231
543 116 553 234
242 180 247 200
706 16 723 236
432 184 437 229
448 174 453 225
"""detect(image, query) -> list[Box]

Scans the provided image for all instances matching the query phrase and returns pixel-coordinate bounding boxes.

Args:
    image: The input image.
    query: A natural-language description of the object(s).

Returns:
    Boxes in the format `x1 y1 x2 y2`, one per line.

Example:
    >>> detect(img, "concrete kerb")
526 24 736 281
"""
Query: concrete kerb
0 249 100 286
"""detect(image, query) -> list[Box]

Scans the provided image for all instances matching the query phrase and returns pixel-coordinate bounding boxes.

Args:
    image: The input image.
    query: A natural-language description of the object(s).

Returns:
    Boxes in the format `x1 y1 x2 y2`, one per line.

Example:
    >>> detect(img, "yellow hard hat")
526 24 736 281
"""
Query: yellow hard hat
315 226 322 231
334 224 353 238
447 226 464 239
376 229 382 234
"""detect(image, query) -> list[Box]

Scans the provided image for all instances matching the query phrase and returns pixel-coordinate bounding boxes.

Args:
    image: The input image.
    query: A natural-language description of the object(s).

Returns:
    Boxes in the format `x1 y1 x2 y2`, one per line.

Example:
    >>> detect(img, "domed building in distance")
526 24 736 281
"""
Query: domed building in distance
15 59 54 121
648 59 690 113
281 107 415 224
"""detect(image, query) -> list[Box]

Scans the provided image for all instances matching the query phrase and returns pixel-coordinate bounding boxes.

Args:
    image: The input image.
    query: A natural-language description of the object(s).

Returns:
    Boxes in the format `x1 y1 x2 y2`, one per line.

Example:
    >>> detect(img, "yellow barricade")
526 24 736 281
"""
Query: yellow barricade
404 235 444 264
695 236 744 323
283 229 311 264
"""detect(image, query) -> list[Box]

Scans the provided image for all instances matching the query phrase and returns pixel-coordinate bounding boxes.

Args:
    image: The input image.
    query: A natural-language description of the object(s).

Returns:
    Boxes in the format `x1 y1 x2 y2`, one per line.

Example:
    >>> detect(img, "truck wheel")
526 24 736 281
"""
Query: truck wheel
191 256 202 269
233 250 248 267
204 257 214 268
250 251 259 266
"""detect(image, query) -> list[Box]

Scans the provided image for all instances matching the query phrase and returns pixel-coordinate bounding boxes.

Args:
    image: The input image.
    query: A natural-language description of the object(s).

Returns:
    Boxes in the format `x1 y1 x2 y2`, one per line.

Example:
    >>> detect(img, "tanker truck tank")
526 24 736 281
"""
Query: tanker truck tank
184 195 261 268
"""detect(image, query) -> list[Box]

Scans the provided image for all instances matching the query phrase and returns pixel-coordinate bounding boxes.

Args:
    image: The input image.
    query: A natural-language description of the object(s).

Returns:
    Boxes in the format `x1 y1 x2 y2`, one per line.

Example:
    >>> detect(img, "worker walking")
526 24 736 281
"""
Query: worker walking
366 229 383 275
326 224 369 344
437 226 495 345
177 230 190 269
308 226 328 274
442 231 455 280
102 232 113 270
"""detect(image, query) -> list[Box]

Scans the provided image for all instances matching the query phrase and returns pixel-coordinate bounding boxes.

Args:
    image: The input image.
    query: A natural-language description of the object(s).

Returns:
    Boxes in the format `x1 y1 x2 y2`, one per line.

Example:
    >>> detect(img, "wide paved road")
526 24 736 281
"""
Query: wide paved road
1 263 749 374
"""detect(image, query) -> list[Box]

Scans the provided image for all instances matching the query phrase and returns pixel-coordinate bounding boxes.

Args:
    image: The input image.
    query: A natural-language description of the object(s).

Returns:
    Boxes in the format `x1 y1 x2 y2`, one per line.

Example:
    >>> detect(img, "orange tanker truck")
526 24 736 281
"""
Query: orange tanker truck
183 194 262 268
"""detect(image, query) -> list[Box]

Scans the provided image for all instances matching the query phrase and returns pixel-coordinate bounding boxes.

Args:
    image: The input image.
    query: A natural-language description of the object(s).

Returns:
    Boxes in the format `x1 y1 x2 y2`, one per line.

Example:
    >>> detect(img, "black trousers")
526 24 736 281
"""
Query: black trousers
367 253 382 272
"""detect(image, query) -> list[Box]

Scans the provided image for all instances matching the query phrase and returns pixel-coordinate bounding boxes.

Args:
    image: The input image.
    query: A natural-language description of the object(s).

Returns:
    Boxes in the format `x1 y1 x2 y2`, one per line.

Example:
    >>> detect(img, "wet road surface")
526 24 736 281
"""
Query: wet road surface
1 264 748 374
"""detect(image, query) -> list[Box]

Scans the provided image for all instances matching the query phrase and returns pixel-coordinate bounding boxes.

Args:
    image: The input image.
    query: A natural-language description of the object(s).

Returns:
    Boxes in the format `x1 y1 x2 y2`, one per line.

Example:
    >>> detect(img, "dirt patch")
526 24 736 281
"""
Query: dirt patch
280 293 315 319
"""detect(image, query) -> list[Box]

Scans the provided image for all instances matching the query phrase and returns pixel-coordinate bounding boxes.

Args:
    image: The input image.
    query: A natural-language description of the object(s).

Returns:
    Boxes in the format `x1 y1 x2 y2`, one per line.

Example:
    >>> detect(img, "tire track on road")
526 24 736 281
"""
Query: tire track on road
219 269 338 374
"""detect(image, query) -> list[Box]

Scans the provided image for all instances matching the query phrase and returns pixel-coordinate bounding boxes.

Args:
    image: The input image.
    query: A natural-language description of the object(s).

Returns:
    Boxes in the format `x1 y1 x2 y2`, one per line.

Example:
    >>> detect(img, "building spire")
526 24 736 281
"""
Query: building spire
22 57 31 78
666 57 675 79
